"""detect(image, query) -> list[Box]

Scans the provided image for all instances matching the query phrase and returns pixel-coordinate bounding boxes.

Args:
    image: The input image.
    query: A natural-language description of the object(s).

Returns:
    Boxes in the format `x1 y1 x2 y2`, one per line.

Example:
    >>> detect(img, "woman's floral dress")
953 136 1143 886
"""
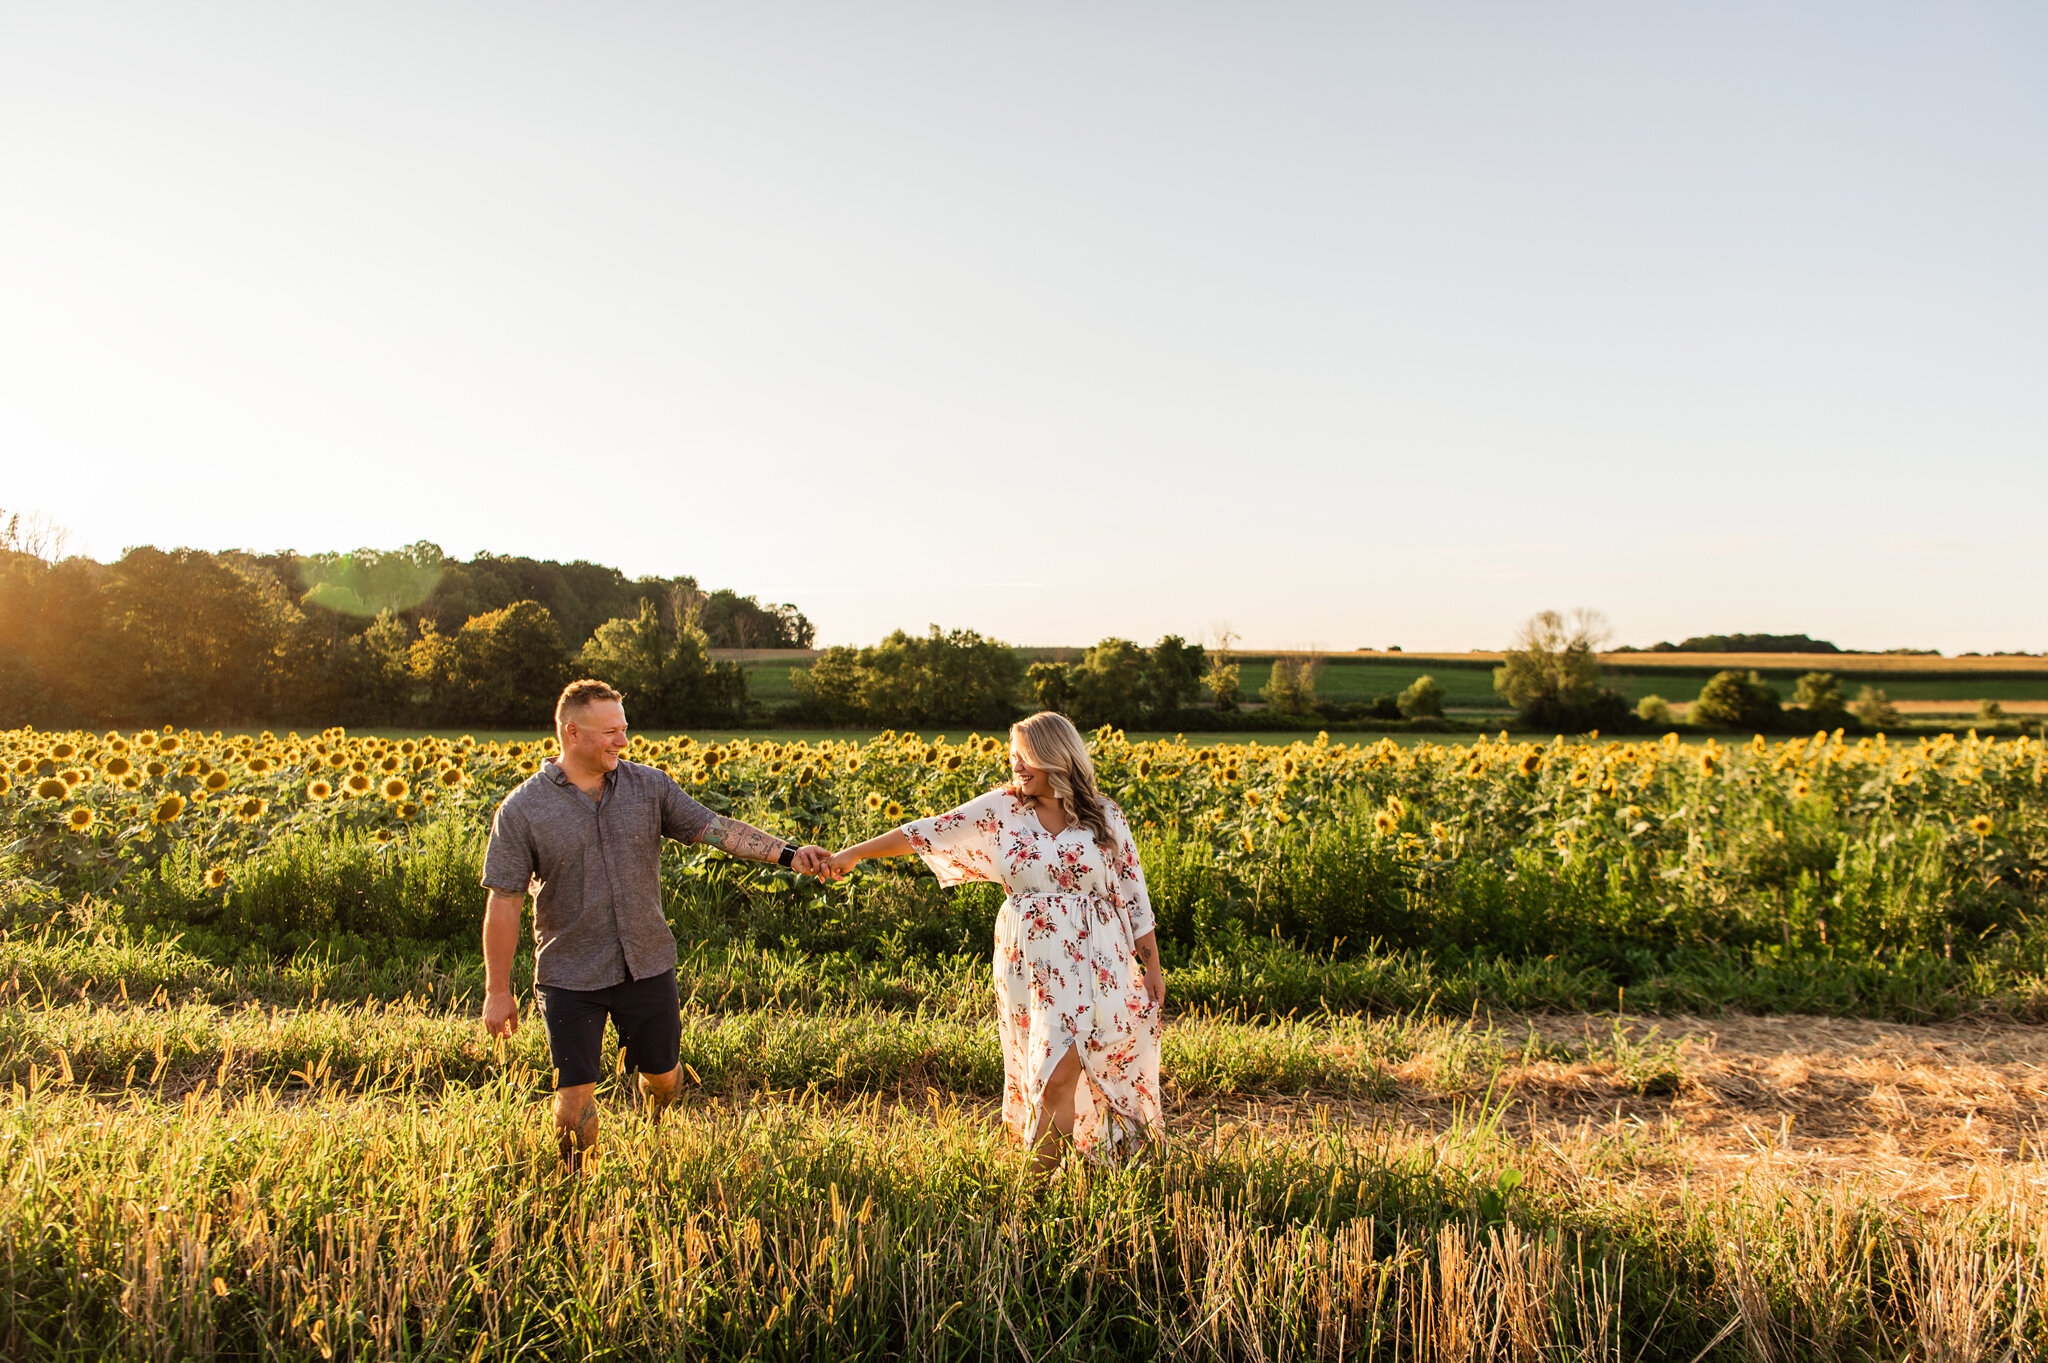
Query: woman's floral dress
902 790 1164 1161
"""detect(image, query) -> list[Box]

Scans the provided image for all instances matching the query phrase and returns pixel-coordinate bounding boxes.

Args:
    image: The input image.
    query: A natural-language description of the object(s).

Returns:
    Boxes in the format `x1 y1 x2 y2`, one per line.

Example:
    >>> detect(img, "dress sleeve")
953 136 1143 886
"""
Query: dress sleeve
900 791 1006 887
1105 802 1155 939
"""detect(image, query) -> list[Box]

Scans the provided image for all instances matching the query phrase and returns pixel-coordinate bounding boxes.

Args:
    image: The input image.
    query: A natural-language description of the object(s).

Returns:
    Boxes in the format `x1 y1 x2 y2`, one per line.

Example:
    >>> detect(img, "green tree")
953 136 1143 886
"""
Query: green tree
1690 670 1783 729
438 601 571 728
1071 638 1147 728
1027 661 1074 716
1144 636 1207 715
1493 609 1626 731
1635 695 1675 726
1396 675 1445 719
101 548 305 724
792 627 1021 727
347 611 416 723
580 600 750 726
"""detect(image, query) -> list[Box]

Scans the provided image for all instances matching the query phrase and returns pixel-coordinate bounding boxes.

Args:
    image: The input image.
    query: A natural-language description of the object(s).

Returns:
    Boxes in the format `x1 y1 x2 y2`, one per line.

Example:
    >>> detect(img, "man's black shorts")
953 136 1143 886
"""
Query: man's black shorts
536 968 681 1089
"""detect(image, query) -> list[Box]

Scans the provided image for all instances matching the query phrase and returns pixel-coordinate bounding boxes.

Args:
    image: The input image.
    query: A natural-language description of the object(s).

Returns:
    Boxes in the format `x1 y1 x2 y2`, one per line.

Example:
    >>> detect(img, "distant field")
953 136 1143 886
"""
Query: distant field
712 648 2048 714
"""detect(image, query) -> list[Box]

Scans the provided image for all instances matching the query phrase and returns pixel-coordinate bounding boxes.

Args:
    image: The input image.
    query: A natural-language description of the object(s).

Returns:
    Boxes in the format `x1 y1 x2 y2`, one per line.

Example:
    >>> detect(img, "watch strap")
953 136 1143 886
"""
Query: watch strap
777 843 796 868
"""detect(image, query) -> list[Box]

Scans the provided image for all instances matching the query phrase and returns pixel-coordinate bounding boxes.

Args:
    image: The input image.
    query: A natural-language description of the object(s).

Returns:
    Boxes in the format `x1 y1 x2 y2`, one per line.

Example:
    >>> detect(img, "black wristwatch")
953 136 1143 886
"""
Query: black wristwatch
777 843 797 868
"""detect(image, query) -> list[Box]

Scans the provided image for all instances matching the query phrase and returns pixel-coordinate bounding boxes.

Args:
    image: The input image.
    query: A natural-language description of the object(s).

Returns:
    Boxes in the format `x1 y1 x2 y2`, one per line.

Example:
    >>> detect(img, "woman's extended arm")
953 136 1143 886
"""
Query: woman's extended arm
1132 929 1165 1007
828 827 912 877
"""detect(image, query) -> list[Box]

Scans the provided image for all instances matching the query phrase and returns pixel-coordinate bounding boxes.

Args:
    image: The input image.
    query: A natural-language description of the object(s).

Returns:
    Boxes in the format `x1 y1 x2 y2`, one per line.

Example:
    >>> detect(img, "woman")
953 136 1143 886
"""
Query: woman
828 712 1166 1172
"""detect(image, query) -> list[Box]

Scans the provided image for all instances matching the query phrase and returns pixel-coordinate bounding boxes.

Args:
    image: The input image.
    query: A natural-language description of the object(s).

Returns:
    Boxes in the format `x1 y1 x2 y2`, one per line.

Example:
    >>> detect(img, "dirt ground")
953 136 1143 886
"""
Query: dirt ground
1185 1013 2048 1210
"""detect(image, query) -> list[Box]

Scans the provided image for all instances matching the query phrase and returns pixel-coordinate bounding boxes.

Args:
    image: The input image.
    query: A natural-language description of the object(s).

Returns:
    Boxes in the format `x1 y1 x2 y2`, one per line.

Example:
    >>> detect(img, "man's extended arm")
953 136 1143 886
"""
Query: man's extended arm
696 815 832 875
482 889 524 1036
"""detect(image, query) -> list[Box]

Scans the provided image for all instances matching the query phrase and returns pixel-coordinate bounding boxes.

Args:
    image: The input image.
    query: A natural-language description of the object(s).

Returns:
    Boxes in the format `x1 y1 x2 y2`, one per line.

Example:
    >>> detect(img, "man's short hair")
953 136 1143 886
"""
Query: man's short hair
556 679 624 728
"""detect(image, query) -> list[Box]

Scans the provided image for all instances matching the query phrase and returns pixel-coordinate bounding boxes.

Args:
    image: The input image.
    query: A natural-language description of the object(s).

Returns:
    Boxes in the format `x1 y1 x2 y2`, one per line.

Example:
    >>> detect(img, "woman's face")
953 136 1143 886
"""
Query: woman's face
1010 746 1053 799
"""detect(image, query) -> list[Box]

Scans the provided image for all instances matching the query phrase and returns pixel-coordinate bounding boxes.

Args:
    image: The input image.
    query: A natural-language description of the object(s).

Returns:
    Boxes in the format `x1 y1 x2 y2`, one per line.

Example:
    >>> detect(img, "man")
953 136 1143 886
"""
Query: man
480 678 831 1167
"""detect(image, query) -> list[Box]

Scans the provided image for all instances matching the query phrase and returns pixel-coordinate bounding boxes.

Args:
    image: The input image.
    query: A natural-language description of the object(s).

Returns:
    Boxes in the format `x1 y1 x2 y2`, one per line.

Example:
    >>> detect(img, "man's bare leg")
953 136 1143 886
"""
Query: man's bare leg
554 1082 599 1170
1032 1046 1083 1178
638 1065 681 1121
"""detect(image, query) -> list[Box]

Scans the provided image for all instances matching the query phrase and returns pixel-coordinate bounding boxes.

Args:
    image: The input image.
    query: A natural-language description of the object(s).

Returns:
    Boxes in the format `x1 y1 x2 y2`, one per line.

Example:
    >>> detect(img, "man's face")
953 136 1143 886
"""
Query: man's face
561 700 630 770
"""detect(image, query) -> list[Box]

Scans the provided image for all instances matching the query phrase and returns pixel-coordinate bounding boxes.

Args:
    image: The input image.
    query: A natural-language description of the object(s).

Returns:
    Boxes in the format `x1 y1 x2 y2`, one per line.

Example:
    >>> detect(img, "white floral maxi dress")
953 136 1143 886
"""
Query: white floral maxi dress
902 790 1164 1161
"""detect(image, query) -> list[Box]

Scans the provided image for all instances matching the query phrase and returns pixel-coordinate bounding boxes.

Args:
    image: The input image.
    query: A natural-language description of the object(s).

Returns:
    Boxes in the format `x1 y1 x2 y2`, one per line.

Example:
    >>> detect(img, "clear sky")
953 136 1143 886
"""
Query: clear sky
4 3 2044 652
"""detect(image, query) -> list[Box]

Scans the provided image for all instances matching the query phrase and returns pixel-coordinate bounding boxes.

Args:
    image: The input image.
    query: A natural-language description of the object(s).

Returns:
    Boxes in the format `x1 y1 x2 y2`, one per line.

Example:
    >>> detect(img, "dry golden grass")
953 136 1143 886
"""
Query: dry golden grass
1185 1011 2048 1216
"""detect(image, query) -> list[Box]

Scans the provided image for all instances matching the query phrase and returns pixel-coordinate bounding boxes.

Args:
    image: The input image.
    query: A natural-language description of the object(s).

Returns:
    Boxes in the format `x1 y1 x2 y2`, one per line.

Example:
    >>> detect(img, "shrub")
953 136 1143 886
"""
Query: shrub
1850 685 1900 728
1635 695 1674 725
1980 699 2007 722
1396 675 1445 719
1203 660 1241 710
1260 658 1317 715
1690 670 1783 730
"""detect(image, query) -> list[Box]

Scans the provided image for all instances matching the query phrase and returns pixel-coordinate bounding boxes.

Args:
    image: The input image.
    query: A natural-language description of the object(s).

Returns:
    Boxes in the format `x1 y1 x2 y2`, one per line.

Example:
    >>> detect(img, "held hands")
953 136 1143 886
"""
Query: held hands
788 844 835 877
824 848 861 880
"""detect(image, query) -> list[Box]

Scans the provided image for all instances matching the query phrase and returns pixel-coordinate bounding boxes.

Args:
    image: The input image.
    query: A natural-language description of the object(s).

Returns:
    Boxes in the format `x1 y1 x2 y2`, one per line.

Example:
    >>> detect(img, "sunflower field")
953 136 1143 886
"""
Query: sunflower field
3 723 2045 1014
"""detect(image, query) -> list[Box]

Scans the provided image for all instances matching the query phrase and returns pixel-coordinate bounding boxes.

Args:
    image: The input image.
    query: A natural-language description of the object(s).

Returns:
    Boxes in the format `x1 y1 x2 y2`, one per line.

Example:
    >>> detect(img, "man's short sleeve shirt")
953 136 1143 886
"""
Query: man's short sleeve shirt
480 758 717 990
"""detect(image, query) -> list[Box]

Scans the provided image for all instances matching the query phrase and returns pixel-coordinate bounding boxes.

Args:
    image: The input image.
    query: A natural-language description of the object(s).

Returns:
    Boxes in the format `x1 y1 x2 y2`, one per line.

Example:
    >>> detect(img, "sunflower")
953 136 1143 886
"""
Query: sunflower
0 773 10 796
51 742 76 760
374 828 395 843
157 737 180 756
865 792 885 811
232 796 267 823
151 793 185 825
1968 814 1995 836
1793 778 1811 798
35 777 68 800
396 801 419 820
245 757 271 775
104 756 132 778
884 800 904 821
66 805 95 834
381 776 409 801
1697 751 1718 776
1239 827 1256 854
204 770 230 792
135 732 158 749
344 773 373 797
145 760 167 779
1429 821 1449 842
204 864 229 890
306 779 333 801
1373 810 1397 834
1137 758 1152 779
943 753 963 772
980 737 1001 756
1518 751 1542 776
437 767 465 788
59 767 85 788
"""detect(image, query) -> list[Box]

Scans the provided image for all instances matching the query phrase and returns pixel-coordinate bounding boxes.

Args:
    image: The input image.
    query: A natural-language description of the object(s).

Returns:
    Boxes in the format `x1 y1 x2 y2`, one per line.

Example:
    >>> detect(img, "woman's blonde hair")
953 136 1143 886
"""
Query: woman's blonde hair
1008 712 1115 850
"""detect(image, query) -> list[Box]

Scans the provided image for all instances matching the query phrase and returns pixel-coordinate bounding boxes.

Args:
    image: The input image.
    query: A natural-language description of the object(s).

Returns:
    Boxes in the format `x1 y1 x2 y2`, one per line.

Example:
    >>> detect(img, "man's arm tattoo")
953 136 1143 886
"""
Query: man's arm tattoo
698 815 789 864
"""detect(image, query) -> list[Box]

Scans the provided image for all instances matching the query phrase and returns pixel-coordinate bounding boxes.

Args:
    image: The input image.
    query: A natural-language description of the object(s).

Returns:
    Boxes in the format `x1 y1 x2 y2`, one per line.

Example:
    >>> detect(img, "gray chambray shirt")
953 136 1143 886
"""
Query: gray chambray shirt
481 757 716 991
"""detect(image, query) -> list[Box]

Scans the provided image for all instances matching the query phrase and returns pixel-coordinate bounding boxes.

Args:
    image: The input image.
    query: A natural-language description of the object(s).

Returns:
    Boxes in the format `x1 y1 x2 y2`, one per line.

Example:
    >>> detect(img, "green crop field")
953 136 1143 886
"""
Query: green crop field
7 723 2048 1358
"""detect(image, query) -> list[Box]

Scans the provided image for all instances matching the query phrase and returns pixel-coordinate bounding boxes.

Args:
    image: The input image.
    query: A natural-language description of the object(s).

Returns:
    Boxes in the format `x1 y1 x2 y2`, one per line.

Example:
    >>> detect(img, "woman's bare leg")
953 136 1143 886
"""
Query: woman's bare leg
1032 1045 1083 1177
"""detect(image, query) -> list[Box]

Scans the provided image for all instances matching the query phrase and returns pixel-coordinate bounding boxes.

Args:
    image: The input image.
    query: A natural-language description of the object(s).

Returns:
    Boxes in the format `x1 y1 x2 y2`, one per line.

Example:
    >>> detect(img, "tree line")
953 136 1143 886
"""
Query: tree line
0 538 811 730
